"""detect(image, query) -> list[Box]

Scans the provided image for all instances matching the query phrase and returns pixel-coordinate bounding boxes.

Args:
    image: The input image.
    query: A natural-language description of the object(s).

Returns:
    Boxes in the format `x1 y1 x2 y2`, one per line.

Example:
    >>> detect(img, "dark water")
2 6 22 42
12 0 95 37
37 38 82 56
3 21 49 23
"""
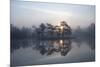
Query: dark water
11 39 95 66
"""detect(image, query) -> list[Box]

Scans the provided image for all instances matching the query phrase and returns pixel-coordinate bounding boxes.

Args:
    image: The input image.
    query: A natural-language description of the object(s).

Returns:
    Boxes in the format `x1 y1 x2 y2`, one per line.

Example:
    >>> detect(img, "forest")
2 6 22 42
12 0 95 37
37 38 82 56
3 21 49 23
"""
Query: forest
10 21 95 41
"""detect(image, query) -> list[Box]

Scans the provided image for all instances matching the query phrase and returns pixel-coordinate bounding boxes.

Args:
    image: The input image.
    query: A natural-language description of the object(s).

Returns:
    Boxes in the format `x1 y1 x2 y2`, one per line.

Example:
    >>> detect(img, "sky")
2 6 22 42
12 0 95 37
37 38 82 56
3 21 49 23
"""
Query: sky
10 0 95 29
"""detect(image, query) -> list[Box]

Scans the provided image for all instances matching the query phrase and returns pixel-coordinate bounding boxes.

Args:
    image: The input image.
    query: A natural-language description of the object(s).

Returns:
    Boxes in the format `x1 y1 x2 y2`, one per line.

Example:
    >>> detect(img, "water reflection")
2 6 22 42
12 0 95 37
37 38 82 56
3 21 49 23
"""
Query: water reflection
73 38 95 50
11 38 95 54
11 39 95 66
30 39 71 56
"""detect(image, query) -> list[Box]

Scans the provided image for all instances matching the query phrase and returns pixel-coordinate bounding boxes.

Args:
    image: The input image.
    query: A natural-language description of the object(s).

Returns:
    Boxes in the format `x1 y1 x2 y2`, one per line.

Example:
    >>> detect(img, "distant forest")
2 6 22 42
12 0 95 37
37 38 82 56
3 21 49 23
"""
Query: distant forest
10 21 95 41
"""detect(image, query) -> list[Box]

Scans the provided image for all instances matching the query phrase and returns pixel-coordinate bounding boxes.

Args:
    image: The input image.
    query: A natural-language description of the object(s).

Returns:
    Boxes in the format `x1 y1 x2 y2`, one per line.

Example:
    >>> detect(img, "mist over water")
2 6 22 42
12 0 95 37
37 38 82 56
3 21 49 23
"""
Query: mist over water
11 39 95 66
10 0 95 66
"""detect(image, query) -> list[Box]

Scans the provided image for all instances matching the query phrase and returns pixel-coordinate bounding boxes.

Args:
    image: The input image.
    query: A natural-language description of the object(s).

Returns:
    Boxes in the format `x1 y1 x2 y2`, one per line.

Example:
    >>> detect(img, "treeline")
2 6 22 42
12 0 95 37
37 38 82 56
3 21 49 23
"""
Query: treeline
11 22 95 40
11 21 72 39
73 23 95 50
73 23 95 40
10 24 33 39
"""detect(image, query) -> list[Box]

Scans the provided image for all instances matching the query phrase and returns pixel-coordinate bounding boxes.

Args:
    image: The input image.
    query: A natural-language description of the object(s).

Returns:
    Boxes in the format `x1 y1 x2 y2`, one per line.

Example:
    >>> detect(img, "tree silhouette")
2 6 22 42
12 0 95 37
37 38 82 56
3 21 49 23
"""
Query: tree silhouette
39 23 46 37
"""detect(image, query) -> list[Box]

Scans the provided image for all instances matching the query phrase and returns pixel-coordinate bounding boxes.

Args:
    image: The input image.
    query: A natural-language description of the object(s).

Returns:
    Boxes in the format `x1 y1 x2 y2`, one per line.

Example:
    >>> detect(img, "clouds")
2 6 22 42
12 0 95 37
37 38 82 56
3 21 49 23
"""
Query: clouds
11 1 95 28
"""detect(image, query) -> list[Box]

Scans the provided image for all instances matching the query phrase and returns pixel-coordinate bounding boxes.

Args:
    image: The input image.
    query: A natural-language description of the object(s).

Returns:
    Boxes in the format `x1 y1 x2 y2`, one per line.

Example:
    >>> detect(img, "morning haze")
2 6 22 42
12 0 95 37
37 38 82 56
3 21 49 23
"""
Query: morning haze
11 1 95 66
11 1 95 29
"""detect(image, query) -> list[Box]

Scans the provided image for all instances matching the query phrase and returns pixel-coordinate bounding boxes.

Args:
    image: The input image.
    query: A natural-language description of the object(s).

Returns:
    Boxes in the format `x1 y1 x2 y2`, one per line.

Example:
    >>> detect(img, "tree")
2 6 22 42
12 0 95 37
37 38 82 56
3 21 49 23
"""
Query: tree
60 21 72 36
39 23 46 37
46 23 54 36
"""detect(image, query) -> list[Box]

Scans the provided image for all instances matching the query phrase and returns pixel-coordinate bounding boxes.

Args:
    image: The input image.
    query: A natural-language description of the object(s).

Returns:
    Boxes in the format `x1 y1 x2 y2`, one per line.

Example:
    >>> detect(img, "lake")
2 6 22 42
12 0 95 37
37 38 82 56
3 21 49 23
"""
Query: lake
11 39 95 66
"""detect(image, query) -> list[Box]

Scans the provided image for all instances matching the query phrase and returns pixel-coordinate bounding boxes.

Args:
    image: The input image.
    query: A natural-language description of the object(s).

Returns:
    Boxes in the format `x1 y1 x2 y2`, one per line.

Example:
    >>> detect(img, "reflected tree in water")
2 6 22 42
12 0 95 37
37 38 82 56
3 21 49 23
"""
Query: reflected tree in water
11 21 95 55
33 39 72 56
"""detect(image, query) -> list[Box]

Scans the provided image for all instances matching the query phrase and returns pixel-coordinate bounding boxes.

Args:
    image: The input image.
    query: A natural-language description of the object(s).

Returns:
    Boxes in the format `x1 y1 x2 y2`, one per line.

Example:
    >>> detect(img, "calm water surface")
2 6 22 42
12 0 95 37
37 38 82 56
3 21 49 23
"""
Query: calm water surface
11 39 95 66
